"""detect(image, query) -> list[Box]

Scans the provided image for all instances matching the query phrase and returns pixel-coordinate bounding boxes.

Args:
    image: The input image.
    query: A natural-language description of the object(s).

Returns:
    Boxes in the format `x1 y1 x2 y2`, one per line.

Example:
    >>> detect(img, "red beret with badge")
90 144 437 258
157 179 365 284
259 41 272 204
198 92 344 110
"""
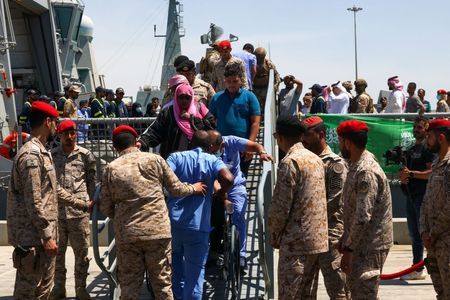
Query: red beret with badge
31 101 59 118
437 89 448 95
337 120 369 136
302 116 324 129
112 125 138 138
428 119 450 131
57 120 77 133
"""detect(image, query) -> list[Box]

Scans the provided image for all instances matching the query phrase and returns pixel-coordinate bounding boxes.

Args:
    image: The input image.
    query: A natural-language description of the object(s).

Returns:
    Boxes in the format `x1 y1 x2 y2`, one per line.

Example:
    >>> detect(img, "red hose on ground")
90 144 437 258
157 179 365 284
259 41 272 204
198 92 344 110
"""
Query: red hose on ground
380 260 425 280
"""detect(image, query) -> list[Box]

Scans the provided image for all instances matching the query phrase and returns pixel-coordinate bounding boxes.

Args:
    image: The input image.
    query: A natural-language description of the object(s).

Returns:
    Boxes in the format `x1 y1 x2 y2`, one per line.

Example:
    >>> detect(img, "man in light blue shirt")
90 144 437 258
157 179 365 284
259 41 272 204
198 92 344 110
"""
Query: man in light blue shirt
232 43 257 90
209 63 261 177
166 130 234 300
208 130 272 268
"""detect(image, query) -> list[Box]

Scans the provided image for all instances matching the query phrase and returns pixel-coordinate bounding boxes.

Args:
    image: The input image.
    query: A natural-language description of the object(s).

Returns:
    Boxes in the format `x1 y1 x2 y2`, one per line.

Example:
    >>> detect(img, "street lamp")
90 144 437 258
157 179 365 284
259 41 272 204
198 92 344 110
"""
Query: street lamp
347 5 362 81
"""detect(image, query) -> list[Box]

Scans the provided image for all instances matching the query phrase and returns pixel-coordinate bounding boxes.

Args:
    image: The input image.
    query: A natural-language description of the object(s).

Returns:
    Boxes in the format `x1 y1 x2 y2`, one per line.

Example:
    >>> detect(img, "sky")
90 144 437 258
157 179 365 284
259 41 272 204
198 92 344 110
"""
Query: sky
83 0 450 106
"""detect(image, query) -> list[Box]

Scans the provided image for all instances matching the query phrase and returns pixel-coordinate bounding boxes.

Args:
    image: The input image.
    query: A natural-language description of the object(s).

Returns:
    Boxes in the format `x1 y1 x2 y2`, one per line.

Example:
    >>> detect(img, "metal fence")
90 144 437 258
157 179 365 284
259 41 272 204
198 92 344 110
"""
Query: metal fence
58 117 156 179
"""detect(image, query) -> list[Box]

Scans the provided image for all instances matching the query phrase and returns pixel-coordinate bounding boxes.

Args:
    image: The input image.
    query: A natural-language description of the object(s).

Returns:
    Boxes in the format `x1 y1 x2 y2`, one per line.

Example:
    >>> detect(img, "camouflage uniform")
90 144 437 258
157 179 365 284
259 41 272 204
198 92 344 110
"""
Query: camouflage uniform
268 142 328 300
253 58 281 109
99 147 197 300
7 137 87 299
199 49 220 84
342 150 393 300
436 100 450 112
316 146 349 300
211 57 249 92
63 98 78 118
349 92 375 113
192 77 215 106
51 145 96 297
420 150 450 299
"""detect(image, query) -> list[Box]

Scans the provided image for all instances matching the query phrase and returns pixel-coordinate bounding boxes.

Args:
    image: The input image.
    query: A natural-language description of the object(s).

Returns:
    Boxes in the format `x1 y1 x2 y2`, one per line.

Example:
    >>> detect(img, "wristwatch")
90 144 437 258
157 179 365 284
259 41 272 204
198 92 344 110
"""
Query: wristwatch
259 150 267 155
409 171 415 178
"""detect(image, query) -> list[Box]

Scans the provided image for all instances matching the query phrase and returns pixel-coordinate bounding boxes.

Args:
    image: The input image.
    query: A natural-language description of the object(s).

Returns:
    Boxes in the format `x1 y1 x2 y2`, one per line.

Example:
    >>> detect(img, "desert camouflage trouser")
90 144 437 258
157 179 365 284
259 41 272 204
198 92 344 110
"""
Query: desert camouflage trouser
317 247 349 300
277 250 319 300
13 246 56 299
425 240 450 300
117 238 173 300
54 217 90 289
348 249 389 300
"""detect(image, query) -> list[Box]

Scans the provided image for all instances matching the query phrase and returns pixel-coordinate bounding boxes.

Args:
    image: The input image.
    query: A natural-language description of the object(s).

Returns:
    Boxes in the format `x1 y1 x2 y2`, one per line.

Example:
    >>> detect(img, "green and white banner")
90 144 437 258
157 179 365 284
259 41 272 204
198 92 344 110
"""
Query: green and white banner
317 115 414 174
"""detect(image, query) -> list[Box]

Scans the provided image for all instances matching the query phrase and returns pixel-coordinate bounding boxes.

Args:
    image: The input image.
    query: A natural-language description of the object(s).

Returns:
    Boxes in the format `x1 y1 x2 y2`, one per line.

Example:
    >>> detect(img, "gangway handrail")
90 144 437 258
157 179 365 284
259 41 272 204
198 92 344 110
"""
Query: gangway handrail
92 184 120 300
314 112 450 118
256 69 277 299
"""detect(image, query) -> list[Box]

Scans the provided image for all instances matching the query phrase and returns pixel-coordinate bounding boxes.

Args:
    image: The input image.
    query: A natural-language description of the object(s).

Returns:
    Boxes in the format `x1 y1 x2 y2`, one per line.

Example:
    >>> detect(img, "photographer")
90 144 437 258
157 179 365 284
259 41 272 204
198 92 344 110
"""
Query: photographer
398 116 434 280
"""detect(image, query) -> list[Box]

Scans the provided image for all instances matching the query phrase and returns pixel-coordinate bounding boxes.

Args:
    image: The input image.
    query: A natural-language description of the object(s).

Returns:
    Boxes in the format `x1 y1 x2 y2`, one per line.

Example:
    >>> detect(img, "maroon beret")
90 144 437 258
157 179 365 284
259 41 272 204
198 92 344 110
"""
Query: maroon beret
57 120 76 133
428 119 450 131
437 89 448 95
112 125 138 138
337 120 369 136
31 101 59 118
302 116 323 129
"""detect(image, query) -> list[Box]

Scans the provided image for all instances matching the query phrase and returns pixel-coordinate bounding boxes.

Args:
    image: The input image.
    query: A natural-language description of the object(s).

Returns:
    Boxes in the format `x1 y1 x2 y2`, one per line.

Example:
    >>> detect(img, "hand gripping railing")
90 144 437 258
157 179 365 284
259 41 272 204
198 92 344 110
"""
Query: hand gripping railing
256 69 277 299
92 184 121 299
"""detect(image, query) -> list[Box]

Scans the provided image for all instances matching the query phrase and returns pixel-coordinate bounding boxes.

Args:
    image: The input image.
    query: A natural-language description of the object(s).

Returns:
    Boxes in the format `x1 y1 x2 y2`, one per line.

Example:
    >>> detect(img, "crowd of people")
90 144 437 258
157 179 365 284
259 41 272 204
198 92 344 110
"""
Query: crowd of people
5 38 450 300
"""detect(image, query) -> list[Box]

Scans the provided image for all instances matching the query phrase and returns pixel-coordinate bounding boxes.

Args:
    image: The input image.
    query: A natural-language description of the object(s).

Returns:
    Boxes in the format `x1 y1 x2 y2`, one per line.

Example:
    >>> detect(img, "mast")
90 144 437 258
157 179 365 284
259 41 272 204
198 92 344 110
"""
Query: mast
154 0 185 91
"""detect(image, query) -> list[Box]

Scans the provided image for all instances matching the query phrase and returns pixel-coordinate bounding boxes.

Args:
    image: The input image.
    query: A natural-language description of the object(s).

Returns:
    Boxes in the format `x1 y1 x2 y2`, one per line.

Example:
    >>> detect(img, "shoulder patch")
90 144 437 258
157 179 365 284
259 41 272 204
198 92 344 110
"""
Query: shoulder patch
26 159 38 168
359 180 369 193
332 163 345 174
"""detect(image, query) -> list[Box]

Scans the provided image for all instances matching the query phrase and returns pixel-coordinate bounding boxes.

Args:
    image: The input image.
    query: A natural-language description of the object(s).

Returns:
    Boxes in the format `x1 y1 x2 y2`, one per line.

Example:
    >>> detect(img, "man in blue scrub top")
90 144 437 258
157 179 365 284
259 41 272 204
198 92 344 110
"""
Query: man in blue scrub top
166 130 234 300
207 130 272 268
208 63 261 177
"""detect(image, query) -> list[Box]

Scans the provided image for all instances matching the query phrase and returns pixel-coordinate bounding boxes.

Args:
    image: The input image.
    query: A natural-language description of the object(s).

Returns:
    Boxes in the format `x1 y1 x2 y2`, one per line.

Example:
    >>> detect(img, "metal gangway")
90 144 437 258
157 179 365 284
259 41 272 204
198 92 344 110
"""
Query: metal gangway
83 70 279 299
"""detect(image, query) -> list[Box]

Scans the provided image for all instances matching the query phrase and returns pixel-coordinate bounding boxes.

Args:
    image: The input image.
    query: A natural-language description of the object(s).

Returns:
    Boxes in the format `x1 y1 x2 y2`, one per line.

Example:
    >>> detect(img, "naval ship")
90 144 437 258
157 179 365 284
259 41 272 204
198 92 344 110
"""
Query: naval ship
0 0 435 299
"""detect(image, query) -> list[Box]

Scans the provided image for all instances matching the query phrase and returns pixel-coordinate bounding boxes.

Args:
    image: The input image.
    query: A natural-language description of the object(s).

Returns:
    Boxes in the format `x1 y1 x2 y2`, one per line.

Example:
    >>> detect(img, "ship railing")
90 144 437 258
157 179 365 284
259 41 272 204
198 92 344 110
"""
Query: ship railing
256 69 277 299
92 183 120 299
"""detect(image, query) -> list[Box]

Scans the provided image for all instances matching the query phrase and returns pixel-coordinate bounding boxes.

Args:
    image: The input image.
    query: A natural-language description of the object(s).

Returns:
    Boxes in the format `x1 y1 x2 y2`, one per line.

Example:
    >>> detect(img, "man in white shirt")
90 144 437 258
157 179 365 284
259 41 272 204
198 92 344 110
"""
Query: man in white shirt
327 81 350 114
385 76 406 113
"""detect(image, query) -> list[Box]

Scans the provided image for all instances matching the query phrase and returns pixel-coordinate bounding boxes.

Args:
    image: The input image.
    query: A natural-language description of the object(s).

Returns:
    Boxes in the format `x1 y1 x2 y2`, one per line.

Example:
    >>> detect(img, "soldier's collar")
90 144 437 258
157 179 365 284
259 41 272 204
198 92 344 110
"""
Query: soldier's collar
118 146 139 156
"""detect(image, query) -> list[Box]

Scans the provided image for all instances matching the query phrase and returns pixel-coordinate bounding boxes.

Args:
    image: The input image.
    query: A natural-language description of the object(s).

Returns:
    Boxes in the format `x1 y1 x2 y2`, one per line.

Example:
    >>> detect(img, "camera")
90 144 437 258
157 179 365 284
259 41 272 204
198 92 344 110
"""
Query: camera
383 146 407 166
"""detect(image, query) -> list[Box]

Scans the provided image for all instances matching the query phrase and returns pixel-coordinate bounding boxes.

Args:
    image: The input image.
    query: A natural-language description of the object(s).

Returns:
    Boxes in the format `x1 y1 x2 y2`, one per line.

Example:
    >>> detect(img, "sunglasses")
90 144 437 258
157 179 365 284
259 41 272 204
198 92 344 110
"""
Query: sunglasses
178 94 191 100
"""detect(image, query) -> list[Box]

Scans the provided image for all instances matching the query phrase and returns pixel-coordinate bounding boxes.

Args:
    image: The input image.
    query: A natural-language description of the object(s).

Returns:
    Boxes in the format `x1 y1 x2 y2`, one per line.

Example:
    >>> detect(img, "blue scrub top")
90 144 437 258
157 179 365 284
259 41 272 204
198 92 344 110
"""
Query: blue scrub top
222 135 247 187
209 88 261 139
166 148 227 232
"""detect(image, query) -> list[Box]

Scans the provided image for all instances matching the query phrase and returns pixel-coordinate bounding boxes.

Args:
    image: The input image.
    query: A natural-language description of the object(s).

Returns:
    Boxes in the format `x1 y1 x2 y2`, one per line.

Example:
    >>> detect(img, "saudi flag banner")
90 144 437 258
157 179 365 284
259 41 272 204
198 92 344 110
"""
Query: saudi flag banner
316 115 415 175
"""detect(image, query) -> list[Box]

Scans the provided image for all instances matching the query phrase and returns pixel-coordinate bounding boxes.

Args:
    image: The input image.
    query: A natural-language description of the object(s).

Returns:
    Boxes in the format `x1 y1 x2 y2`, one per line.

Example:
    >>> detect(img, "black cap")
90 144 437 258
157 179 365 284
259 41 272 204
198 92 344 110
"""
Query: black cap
27 89 39 96
176 60 196 72
116 87 125 94
276 115 305 137
55 91 65 97
38 95 50 102
243 43 254 52
95 86 105 93
105 89 114 95
174 55 189 68
309 84 323 93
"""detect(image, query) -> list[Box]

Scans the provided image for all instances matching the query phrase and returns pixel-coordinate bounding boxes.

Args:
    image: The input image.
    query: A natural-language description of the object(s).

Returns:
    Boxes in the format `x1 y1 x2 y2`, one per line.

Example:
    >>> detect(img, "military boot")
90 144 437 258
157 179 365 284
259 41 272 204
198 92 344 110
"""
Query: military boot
49 285 66 300
75 287 91 300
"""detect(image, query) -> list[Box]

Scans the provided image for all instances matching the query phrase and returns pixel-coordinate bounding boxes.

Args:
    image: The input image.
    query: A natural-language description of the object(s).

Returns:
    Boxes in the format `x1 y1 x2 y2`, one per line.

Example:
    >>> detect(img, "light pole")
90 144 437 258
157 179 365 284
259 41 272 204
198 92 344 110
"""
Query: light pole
347 5 362 81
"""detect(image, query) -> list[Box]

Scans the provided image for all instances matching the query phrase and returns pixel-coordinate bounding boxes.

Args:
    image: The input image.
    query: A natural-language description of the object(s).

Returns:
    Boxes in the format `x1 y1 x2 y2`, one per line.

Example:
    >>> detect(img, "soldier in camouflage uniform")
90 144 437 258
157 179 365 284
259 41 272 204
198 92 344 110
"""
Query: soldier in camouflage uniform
211 40 248 92
199 42 220 85
301 116 349 300
420 119 450 299
7 102 90 299
253 47 281 109
176 59 216 106
337 120 393 300
349 79 375 113
268 115 328 300
99 125 206 300
50 120 96 300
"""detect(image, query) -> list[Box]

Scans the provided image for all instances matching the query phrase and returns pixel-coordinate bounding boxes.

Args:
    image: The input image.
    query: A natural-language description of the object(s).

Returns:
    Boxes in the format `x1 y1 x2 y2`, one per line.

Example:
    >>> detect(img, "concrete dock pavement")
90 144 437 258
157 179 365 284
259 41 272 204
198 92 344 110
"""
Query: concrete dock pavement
0 245 436 299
